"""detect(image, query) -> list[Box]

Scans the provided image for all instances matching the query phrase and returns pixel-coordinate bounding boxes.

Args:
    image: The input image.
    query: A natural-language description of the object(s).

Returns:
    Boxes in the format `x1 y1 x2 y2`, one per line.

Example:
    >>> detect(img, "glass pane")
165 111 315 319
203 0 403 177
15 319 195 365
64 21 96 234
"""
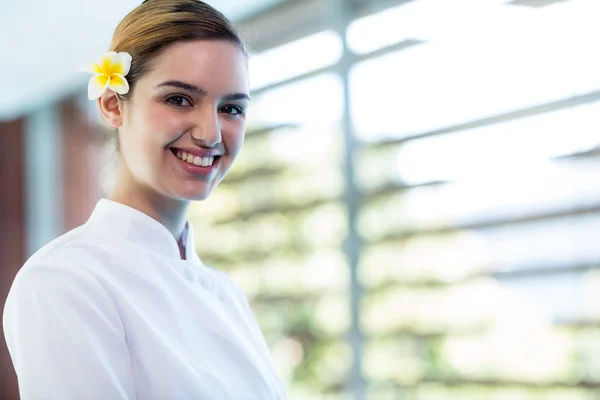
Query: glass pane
249 31 342 91
350 0 600 142
353 1 600 397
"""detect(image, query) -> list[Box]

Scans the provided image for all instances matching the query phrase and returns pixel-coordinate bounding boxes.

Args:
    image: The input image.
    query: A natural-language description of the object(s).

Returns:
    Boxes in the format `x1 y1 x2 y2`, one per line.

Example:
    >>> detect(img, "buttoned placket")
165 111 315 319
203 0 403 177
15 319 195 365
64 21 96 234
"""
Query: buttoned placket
183 260 228 304
200 274 212 290
185 263 201 282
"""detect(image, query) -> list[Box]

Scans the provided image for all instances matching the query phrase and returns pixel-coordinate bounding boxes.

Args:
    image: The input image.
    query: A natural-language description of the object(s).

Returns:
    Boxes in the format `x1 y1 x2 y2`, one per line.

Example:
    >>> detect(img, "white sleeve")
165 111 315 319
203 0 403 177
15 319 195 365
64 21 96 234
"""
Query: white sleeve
3 263 136 400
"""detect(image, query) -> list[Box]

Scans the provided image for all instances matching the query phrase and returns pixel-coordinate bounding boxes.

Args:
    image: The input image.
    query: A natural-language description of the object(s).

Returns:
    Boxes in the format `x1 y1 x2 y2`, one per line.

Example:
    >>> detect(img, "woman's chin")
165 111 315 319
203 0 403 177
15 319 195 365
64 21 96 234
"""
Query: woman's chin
183 190 213 202
189 192 212 201
169 185 214 202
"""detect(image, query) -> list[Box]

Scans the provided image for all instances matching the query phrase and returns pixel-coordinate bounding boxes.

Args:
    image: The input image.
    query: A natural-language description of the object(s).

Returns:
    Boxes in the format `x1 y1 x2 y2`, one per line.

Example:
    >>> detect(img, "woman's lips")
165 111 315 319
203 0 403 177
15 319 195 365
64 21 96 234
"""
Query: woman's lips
171 148 221 177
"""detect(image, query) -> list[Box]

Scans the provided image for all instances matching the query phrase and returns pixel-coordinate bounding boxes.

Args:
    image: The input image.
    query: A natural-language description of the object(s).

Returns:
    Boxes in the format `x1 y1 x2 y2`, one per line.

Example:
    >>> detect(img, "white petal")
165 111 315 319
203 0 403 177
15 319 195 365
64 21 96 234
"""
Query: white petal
94 51 117 68
111 52 132 76
87 75 109 100
107 74 130 95
79 61 102 75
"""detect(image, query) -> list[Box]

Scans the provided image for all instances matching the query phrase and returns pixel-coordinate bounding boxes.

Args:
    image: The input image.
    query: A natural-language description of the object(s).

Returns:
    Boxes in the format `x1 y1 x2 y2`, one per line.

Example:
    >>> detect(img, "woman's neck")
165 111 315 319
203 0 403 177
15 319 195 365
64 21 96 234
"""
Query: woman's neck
110 172 190 257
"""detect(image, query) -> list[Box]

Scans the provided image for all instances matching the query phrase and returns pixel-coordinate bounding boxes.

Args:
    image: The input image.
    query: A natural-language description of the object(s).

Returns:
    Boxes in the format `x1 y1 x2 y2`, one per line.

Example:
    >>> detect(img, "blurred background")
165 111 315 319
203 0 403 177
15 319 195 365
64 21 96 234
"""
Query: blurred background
2 0 600 398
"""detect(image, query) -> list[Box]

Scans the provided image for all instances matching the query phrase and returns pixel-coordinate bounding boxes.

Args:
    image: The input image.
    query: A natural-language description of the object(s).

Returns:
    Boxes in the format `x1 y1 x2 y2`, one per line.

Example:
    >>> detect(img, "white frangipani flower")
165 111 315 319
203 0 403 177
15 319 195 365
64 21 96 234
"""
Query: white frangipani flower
80 51 132 100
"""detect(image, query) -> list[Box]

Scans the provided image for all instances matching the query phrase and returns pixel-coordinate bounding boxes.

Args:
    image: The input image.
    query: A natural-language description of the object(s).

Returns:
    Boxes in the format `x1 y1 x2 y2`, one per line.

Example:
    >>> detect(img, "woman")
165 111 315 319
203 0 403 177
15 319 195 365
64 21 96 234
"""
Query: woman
3 1 287 399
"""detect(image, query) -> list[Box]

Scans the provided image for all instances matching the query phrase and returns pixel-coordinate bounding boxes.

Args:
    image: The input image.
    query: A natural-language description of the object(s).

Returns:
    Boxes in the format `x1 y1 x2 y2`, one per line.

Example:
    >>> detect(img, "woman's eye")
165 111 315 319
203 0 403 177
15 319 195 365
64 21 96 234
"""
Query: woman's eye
166 96 192 107
220 105 244 116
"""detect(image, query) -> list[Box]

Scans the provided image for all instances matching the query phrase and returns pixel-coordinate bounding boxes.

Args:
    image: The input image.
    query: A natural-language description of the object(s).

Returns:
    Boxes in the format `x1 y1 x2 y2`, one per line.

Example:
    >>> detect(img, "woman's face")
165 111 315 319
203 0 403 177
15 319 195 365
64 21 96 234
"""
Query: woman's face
118 40 249 201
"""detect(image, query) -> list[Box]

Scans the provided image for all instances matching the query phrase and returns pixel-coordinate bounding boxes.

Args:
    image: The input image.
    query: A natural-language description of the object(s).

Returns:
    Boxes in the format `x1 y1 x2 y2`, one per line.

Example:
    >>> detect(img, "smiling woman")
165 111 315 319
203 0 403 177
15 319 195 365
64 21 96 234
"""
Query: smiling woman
2 1 287 399
107 39 249 203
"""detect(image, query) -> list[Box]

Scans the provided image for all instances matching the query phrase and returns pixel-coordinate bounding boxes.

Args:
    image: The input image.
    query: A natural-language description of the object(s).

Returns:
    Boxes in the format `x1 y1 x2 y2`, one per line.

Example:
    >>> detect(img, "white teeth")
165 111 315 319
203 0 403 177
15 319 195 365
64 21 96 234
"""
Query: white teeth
176 150 216 167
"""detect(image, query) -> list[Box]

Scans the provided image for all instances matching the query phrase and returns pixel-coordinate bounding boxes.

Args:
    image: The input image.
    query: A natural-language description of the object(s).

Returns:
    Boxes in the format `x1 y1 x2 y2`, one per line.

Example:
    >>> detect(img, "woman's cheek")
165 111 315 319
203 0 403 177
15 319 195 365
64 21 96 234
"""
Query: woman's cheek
225 127 245 162
144 103 185 141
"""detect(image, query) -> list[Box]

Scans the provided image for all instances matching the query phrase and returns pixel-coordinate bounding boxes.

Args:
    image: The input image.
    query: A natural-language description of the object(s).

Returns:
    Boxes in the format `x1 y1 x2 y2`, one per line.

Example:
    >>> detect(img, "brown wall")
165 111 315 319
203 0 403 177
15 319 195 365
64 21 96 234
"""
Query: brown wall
62 99 104 231
0 118 25 399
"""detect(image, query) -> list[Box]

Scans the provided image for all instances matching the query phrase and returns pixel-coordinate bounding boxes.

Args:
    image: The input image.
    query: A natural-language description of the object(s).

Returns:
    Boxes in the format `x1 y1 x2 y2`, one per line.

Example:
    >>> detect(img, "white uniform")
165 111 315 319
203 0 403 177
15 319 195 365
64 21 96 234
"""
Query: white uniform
3 199 287 400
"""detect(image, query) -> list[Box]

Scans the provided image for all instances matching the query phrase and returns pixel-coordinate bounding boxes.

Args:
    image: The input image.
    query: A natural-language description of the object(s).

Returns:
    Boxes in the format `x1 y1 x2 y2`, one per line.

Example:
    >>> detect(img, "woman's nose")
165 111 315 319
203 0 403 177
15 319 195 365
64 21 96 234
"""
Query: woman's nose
191 108 221 148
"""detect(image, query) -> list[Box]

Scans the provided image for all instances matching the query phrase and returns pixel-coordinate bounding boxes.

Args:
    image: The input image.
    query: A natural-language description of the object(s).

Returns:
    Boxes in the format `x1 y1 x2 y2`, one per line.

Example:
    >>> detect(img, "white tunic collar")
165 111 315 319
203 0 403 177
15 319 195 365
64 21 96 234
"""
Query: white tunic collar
87 198 197 261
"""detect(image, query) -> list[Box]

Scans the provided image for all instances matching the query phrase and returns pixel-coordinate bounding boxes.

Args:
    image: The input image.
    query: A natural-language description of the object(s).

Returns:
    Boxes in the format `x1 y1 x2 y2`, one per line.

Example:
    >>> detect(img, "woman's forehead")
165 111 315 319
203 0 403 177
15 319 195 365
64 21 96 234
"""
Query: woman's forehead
147 41 248 93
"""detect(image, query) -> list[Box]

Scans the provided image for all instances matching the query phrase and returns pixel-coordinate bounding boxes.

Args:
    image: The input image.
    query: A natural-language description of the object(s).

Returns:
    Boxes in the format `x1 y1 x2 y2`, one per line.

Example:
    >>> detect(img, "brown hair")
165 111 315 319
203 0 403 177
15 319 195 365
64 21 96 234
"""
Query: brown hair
109 0 246 101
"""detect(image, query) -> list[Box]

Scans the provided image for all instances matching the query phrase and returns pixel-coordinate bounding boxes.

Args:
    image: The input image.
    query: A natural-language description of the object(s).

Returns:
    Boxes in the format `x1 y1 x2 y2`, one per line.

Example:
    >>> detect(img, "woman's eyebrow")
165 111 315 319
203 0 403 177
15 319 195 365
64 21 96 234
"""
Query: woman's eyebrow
155 81 249 102
223 92 250 102
155 80 206 95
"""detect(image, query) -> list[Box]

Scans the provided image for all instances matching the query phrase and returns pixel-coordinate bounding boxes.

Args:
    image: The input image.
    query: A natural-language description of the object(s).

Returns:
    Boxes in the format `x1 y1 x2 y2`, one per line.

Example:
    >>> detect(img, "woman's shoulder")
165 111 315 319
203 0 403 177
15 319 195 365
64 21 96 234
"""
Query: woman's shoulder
13 223 110 291
5 225 116 320
28 224 91 263
22 222 106 273
4 223 126 323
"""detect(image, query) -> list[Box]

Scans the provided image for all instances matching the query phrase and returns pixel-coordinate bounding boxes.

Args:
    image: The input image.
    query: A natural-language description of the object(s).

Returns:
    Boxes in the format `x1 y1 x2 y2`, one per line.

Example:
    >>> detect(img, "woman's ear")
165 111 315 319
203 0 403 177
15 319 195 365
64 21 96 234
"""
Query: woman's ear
98 90 123 128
